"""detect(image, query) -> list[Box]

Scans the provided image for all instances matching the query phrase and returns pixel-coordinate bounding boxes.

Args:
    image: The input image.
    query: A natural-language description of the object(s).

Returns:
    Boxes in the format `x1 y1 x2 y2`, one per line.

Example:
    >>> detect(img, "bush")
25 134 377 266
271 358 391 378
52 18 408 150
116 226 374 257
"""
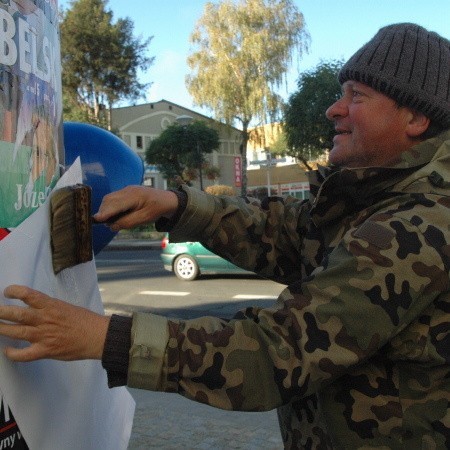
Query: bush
205 185 236 196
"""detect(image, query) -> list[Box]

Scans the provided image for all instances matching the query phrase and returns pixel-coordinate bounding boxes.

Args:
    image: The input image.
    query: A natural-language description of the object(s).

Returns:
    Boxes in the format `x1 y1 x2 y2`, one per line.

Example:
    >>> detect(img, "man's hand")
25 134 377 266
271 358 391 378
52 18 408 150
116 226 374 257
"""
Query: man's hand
93 186 179 231
0 285 110 362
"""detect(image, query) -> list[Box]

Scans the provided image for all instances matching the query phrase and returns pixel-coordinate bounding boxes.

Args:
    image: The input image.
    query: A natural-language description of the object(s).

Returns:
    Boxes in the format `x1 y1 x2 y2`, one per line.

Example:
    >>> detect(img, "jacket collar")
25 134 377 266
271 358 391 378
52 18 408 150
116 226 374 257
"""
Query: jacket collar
308 130 450 226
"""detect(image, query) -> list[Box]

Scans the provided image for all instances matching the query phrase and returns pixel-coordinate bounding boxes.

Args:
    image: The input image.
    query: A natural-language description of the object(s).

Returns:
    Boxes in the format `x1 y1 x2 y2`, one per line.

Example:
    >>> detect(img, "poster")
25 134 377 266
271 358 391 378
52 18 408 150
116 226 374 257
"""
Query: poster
0 160 135 449
0 0 63 228
0 394 26 449
0 2 63 444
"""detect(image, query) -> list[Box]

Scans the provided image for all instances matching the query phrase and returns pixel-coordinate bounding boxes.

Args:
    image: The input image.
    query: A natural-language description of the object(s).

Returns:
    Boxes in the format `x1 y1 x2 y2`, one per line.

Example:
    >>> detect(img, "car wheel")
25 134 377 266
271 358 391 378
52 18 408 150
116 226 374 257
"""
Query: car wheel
173 254 199 281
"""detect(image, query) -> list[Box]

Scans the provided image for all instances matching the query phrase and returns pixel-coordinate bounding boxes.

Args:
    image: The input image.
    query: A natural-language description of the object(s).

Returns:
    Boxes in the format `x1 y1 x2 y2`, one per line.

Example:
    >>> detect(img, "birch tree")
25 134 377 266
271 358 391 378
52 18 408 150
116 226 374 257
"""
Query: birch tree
186 0 309 194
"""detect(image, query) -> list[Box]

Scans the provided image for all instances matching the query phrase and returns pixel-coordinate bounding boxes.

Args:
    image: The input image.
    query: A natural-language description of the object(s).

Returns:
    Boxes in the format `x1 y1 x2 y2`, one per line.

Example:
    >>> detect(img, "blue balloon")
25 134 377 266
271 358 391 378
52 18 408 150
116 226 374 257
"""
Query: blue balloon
63 122 144 254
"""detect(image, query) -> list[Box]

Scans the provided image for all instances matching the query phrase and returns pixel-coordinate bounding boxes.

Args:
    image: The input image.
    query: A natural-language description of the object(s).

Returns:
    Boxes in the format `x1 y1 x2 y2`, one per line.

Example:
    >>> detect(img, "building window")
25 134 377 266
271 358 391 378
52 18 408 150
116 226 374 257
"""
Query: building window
136 135 143 149
219 141 228 155
122 134 131 146
143 175 155 187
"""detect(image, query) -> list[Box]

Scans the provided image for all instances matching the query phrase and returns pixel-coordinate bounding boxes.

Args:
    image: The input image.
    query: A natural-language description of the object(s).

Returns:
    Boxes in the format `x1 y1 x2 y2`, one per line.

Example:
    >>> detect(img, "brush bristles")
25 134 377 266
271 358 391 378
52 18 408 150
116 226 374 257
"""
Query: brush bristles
50 184 93 274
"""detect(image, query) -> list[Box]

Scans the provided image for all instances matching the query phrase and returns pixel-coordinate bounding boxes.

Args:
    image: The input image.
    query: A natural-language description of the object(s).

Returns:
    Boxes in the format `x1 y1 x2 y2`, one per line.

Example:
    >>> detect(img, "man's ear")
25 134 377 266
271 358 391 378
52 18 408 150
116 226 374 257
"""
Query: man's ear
406 109 430 138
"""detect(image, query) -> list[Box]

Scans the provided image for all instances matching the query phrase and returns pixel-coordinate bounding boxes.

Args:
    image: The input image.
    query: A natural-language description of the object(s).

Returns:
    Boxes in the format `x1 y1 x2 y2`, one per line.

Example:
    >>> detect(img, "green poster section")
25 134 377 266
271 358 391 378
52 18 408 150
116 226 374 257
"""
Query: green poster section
0 141 58 227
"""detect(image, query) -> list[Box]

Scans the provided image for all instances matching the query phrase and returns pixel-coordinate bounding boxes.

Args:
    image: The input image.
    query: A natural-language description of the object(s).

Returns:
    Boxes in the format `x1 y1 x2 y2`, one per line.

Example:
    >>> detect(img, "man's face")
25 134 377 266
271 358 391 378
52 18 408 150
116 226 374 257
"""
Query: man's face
326 81 415 168
31 119 56 184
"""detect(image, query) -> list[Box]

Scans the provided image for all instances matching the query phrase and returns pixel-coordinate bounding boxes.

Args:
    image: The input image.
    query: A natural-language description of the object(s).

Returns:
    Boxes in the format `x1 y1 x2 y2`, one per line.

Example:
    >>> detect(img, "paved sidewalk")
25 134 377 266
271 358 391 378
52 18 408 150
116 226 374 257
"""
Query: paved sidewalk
127 389 283 449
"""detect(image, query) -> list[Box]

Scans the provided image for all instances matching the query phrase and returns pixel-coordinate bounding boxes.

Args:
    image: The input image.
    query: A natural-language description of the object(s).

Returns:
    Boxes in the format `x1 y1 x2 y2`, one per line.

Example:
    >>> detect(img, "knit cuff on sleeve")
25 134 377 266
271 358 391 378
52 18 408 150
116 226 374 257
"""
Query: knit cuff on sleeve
101 314 133 388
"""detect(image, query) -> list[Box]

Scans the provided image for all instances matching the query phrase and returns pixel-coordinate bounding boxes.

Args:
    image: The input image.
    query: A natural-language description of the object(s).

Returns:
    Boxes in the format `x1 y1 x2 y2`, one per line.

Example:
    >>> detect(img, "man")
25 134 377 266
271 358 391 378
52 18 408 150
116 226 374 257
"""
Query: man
0 23 449 448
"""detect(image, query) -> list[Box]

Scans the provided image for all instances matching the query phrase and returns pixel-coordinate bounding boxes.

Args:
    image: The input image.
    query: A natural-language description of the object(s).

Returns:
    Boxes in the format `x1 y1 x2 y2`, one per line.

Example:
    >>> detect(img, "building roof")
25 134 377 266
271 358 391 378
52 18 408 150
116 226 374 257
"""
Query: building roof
111 99 241 133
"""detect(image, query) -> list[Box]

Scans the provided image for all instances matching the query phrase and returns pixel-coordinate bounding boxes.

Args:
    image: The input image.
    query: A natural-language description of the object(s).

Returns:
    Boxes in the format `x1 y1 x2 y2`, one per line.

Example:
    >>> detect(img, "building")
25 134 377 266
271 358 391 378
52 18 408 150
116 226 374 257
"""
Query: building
111 100 312 198
111 100 242 191
247 122 310 199
247 163 310 199
247 122 296 167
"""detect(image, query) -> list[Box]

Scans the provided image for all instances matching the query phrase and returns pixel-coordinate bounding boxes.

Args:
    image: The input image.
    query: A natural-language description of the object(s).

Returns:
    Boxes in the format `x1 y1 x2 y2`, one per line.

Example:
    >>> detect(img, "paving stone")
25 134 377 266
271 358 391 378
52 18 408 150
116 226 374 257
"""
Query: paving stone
127 389 283 449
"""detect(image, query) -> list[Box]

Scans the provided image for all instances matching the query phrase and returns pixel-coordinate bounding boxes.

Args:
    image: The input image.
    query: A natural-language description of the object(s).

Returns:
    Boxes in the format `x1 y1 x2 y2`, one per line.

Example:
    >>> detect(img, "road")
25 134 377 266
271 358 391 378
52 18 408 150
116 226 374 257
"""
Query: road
94 248 285 449
95 248 285 320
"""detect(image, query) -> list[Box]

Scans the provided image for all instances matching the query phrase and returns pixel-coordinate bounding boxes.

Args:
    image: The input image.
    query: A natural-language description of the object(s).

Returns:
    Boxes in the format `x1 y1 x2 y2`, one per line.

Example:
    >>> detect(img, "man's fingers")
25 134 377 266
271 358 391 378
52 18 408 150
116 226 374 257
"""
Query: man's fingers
0 322 34 341
4 285 51 309
4 284 31 300
0 322 43 362
0 305 37 326
4 344 43 362
1 284 110 361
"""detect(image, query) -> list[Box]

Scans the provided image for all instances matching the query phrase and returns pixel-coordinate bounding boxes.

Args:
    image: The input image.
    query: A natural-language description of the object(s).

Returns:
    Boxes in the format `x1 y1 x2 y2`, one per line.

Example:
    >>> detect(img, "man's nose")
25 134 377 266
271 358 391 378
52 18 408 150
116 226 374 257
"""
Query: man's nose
325 98 347 121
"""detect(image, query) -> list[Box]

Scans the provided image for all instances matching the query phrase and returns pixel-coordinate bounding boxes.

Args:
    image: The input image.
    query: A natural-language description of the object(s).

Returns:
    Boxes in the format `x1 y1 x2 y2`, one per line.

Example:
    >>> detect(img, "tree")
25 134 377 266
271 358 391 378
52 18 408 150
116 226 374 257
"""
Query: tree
60 0 154 128
186 0 309 195
270 129 289 156
145 121 220 188
283 60 343 169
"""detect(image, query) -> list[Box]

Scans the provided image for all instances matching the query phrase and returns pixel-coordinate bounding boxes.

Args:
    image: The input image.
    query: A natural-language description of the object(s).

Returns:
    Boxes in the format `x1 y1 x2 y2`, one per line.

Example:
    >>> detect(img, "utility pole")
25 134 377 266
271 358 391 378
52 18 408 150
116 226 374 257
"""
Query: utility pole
265 150 272 195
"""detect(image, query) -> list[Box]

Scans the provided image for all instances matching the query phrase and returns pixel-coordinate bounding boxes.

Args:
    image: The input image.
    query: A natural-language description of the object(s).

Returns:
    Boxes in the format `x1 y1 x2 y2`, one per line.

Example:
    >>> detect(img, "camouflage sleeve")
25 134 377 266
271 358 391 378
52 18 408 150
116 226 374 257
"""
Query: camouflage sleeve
127 208 448 412
168 185 310 283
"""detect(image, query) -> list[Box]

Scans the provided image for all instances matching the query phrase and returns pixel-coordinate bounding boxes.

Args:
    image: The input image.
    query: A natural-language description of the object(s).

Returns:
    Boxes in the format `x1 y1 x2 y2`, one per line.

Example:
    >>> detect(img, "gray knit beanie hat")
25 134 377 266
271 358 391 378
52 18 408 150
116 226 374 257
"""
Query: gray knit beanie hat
339 23 450 128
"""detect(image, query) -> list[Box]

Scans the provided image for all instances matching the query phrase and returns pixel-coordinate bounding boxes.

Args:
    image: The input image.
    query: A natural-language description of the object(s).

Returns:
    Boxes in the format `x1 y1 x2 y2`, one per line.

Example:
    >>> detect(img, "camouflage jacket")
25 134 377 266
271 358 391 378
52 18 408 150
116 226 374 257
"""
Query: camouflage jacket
128 131 450 449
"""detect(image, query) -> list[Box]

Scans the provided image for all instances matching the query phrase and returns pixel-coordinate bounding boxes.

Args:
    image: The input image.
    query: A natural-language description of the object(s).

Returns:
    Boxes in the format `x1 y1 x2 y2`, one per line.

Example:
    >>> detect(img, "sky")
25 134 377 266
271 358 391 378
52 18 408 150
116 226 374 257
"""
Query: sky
59 0 450 115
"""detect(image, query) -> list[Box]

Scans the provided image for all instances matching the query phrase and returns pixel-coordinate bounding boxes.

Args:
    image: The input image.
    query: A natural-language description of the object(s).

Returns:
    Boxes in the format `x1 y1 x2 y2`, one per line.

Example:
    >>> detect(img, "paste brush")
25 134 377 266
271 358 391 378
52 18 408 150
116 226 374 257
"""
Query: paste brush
50 184 131 274
50 184 94 274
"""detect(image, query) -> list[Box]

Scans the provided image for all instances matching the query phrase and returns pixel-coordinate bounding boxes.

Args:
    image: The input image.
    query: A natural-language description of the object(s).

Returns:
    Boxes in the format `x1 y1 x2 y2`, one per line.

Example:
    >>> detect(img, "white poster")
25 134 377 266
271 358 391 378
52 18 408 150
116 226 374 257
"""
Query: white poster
0 159 135 449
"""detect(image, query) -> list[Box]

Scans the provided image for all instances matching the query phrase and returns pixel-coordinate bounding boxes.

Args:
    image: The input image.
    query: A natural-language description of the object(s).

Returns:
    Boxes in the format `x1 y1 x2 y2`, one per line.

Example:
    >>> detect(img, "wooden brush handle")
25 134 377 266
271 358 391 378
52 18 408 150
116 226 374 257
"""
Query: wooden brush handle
91 210 131 225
